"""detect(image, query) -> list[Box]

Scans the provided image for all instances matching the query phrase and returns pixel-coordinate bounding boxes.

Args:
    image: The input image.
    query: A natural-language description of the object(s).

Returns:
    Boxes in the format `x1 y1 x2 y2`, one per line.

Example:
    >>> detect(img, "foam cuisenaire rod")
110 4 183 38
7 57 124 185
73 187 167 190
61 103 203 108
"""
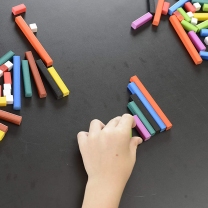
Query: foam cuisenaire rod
199 51 208 60
29 23 38 33
25 51 47 98
193 13 208 21
191 18 198 25
13 56 21 110
0 97 7 107
127 101 156 136
152 0 164 26
12 4 26 15
196 20 208 31
0 51 15 66
168 0 189 15
131 12 153 30
169 15 202 65
181 20 198 32
203 4 208 11
130 75 172 130
192 0 208 3
6 95 13 105
177 7 191 22
15 16 53 67
0 110 22 125
188 31 206 51
162 2 170 15
173 11 184 22
200 29 208 36
130 94 161 133
0 65 8 73
4 61 13 71
133 115 151 141
36 59 63 99
47 67 70 97
193 2 201 11
0 130 6 141
4 84 11 90
4 72 12 84
22 60 32 97
0 85 1 97
3 89 11 97
204 37 208 45
147 0 156 14
184 2 196 12
0 123 8 133
128 82 166 132
187 12 194 18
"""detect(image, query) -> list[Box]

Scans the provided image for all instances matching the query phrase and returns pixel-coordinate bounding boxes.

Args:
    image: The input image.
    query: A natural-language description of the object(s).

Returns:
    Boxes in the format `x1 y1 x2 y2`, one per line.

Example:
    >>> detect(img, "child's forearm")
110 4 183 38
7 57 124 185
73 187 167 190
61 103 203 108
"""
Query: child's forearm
78 115 143 208
82 178 125 208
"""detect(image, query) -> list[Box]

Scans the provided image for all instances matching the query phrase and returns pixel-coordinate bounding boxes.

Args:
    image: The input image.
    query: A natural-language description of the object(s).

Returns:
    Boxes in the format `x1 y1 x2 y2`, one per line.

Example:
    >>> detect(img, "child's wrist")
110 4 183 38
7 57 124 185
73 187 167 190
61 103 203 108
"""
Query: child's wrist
87 175 126 192
83 178 125 208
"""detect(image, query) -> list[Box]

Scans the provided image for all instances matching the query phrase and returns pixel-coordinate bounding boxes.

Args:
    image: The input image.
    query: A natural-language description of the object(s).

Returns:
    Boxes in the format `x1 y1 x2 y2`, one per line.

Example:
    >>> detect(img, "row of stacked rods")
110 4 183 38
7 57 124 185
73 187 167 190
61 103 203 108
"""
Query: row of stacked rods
127 75 172 141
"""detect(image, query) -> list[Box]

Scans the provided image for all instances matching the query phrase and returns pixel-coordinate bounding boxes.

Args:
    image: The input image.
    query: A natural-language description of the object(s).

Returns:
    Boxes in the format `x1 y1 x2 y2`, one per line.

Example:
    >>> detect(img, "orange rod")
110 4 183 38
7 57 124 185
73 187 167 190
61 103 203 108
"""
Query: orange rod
15 16 53 67
0 110 22 125
0 123 8 133
130 75 172 130
169 15 202 65
152 0 164 26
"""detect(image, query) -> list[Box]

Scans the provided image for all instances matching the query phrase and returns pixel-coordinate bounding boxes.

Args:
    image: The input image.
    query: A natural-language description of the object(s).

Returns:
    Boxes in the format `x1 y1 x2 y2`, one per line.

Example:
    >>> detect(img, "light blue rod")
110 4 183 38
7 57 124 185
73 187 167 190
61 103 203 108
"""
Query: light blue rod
13 56 21 110
168 0 189 15
127 82 166 132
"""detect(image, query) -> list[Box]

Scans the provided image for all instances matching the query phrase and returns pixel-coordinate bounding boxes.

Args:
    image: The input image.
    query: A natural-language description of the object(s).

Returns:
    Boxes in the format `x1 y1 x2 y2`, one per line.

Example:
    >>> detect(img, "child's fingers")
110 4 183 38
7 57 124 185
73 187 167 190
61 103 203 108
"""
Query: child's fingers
131 118 137 128
104 116 121 128
77 131 88 138
117 114 136 130
89 119 105 135
77 131 88 141
129 136 143 152
77 131 89 147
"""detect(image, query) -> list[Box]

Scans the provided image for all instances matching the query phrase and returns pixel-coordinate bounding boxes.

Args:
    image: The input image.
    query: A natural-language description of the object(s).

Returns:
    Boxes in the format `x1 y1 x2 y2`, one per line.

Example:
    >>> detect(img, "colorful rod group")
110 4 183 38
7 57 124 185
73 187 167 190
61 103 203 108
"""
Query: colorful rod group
0 46 69 109
0 4 71 142
11 4 70 100
128 75 172 141
0 110 22 141
131 0 208 65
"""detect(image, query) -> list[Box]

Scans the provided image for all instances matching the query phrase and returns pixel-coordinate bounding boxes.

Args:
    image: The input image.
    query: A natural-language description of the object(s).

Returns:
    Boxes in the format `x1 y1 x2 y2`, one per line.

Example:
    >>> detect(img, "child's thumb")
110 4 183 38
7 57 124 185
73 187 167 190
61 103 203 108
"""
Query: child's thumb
130 136 143 152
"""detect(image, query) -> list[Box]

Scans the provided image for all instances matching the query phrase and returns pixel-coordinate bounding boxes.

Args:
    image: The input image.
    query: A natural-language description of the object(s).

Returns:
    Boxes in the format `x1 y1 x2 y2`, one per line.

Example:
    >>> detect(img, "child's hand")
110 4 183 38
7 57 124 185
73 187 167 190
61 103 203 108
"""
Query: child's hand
77 114 142 208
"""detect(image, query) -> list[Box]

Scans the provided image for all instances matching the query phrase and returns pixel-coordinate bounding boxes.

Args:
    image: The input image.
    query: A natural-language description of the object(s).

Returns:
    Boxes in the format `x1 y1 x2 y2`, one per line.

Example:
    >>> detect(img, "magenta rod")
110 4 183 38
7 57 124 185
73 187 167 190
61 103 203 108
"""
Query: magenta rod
131 12 153 30
188 31 206 52
133 115 151 141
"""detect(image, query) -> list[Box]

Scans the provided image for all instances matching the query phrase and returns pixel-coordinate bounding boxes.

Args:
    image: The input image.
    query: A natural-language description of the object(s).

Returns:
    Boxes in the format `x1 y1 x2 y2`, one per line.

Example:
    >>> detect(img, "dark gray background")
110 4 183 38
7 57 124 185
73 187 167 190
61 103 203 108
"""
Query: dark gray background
0 0 208 207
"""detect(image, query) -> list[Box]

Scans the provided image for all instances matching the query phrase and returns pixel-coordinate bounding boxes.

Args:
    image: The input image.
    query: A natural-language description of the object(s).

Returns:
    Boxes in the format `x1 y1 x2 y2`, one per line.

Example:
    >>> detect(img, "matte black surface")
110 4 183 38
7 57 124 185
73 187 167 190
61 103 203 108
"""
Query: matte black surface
36 59 63 99
0 1 208 208
130 94 161 133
